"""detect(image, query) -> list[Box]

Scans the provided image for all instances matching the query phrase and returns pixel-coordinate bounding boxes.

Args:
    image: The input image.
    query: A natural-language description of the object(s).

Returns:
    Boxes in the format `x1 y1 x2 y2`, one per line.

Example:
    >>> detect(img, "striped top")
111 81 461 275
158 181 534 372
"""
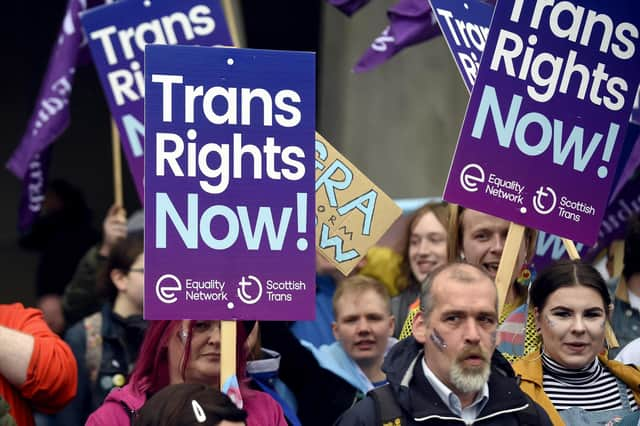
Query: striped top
542 352 638 412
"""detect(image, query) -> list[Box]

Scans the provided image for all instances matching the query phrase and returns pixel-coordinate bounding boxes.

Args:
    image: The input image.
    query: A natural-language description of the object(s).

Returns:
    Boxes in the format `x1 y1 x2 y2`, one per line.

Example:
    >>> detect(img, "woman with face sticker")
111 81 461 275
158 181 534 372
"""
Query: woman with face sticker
513 260 640 426
391 202 449 338
86 320 287 426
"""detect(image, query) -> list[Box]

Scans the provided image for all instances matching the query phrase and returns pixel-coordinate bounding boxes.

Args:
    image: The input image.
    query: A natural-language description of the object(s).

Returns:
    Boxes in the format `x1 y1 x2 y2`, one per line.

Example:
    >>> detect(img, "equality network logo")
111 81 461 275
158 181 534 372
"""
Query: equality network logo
237 275 263 305
532 186 557 215
460 163 485 192
156 274 182 304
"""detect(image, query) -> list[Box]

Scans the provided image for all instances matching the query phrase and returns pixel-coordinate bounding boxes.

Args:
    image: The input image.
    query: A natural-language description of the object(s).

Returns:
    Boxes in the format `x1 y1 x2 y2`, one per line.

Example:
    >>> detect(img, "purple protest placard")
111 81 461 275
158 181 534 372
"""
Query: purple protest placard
80 0 232 202
444 0 640 245
144 45 316 320
429 0 493 91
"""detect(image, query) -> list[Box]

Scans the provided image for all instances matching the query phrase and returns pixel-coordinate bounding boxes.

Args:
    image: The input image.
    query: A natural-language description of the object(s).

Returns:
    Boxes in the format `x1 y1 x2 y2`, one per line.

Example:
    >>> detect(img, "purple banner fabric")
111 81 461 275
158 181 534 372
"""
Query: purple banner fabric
354 0 441 73
80 0 233 203
144 45 316 320
7 0 87 179
609 124 640 202
8 0 94 230
591 169 640 256
443 0 640 246
17 149 53 233
429 0 493 91
326 0 371 17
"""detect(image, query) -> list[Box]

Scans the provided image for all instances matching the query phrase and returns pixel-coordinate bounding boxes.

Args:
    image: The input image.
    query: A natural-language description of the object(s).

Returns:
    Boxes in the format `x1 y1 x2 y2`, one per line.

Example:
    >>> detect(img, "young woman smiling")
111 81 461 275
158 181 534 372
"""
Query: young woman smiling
391 202 449 337
513 260 640 426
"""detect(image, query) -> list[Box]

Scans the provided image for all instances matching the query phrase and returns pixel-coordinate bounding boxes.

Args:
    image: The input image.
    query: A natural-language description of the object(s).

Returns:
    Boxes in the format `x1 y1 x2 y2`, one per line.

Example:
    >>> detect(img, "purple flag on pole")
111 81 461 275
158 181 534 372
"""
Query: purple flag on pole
326 0 371 17
354 0 441 73
7 0 98 231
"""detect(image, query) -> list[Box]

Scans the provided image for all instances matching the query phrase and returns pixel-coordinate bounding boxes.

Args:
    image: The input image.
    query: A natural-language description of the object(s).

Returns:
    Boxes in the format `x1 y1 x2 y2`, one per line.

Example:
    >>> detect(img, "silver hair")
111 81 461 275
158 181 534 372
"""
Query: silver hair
419 262 496 320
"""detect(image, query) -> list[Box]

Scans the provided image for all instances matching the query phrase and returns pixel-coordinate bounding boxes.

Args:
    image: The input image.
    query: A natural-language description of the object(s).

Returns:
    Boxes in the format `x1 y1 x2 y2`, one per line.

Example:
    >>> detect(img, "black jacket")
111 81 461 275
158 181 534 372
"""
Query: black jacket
335 337 552 425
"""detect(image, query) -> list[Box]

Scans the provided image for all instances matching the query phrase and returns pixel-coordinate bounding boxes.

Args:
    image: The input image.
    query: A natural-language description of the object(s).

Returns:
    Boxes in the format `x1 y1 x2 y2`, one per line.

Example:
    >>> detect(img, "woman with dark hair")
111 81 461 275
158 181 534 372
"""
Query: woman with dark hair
134 383 247 426
513 259 640 425
57 231 147 426
86 319 286 425
391 201 449 337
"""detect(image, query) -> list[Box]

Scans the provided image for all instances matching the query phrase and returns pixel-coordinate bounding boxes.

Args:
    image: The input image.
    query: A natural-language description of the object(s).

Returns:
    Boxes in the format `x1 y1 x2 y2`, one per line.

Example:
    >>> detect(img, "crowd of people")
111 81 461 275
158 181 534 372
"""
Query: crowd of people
2 196 640 426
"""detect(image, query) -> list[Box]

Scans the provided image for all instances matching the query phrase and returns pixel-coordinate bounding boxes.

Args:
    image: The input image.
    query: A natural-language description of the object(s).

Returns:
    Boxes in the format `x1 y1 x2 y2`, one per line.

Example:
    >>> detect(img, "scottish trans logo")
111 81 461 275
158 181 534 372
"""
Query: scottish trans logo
237 275 263 305
156 274 182 304
533 186 557 215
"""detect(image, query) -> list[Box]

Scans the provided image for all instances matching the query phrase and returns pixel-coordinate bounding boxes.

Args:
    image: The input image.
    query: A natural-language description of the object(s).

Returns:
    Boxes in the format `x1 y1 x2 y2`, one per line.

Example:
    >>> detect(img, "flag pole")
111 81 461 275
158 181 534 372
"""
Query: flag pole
111 119 123 207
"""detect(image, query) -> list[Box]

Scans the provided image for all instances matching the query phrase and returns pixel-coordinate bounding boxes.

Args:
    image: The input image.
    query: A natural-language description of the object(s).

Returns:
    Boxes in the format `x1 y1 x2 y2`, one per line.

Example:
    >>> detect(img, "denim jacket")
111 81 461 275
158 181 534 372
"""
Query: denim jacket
56 304 146 426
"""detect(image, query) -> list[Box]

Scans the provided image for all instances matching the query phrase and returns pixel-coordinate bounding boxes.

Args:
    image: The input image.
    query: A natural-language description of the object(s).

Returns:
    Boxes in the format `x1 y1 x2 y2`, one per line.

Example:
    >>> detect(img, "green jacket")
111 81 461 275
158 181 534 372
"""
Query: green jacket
62 245 107 326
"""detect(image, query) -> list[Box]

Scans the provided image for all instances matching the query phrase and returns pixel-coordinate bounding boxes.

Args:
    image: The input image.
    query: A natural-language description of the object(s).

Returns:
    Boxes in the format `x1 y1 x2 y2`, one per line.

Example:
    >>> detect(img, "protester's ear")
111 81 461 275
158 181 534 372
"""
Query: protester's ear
412 312 427 343
533 307 541 332
387 315 395 337
111 269 127 291
331 321 339 340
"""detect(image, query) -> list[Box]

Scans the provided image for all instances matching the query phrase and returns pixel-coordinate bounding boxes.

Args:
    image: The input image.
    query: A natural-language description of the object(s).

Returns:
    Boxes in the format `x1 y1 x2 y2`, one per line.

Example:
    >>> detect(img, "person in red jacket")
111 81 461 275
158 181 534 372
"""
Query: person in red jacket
0 303 77 426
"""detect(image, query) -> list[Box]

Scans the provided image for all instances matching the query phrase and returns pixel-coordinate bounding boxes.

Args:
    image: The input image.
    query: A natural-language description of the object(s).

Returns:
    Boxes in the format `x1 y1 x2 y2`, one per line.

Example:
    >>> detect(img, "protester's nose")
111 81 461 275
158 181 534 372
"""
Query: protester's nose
571 314 587 334
208 322 221 345
356 318 371 334
463 318 482 345
417 238 429 255
489 234 504 255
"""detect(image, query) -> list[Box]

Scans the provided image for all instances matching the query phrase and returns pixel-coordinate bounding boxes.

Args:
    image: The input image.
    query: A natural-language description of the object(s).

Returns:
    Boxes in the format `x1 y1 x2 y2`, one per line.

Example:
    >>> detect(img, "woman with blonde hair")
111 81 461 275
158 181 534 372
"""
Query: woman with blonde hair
391 201 449 337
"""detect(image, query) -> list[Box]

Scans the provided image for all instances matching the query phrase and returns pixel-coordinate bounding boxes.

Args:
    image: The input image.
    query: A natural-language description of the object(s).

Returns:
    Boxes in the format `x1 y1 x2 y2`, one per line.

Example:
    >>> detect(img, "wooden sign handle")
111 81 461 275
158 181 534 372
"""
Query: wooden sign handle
496 223 525 317
610 240 625 279
111 119 123 207
217 1 247 390
220 320 237 391
222 0 245 48
561 238 619 349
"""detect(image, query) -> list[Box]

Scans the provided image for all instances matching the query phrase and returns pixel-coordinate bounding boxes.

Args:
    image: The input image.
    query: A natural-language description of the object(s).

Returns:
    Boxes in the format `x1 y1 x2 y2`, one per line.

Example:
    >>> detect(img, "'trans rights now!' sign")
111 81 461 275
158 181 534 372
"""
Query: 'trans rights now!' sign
80 0 232 203
444 0 640 245
144 45 316 320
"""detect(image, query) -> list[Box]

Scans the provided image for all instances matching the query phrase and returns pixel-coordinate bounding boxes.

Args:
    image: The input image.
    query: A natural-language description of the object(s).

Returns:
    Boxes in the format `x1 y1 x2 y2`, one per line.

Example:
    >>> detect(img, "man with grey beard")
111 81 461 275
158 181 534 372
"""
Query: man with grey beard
336 262 551 425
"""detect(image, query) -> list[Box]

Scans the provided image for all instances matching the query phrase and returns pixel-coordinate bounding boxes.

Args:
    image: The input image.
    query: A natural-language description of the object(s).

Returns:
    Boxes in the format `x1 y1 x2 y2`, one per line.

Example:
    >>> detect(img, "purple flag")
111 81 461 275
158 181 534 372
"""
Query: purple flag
609 127 640 202
17 149 52 233
327 0 371 16
354 0 441 73
8 0 98 231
